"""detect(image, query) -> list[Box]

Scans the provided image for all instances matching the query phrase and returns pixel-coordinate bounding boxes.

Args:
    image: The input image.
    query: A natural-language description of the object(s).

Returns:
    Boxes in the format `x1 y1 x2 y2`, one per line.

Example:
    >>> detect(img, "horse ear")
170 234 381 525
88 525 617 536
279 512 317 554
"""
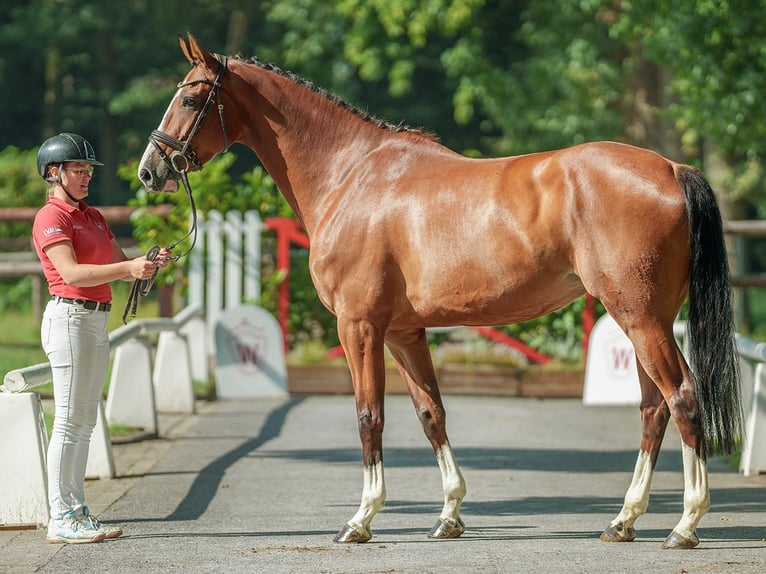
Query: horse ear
184 32 219 70
179 34 193 64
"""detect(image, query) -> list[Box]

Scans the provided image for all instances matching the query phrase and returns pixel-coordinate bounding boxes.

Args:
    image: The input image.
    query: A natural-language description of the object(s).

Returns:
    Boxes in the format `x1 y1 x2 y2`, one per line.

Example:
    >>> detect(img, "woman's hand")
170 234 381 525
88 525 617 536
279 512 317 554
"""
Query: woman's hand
129 255 162 280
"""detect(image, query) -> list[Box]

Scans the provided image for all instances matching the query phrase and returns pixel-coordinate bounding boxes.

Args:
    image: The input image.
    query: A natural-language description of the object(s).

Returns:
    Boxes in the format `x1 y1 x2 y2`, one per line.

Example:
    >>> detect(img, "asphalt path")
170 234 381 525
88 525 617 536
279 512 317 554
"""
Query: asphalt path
2 394 764 573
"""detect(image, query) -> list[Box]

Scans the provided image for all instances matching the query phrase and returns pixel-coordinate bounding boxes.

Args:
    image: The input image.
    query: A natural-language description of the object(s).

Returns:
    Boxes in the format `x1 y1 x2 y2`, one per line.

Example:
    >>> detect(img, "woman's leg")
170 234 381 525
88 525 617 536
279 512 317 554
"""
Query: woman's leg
44 300 109 519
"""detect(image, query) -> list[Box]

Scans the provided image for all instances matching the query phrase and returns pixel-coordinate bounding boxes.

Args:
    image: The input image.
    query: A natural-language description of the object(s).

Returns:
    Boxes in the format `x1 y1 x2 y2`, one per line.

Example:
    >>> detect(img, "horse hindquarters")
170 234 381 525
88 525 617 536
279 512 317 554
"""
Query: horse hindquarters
602 165 741 549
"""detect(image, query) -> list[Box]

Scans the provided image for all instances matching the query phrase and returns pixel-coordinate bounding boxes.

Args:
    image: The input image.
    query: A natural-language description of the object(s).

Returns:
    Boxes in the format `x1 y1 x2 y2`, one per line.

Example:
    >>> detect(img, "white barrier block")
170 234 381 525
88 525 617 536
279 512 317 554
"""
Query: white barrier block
180 316 208 383
153 331 195 413
0 393 49 527
583 313 641 405
740 362 766 476
214 305 288 398
739 356 754 431
85 401 115 479
106 338 157 435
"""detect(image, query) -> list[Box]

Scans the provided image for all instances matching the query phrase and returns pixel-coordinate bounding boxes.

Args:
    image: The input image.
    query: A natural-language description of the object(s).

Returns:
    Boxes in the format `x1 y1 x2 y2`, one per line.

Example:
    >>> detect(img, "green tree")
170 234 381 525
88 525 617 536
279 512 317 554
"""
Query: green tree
613 0 766 208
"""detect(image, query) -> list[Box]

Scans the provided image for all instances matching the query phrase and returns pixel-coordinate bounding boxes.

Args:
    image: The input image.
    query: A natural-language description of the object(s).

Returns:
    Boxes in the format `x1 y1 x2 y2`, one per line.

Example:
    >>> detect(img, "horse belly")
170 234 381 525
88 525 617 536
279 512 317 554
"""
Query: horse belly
396 254 584 328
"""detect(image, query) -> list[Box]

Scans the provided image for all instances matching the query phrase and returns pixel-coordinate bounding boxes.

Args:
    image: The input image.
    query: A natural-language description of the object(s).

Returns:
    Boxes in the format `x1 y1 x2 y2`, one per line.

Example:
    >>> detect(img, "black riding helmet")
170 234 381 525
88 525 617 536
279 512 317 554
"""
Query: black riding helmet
37 133 103 181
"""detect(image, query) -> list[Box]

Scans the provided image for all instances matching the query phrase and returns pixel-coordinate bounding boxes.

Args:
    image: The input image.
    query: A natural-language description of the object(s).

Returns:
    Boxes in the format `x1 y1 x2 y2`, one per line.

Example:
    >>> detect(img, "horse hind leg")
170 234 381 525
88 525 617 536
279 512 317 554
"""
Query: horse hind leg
605 322 709 549
601 359 670 543
386 328 467 539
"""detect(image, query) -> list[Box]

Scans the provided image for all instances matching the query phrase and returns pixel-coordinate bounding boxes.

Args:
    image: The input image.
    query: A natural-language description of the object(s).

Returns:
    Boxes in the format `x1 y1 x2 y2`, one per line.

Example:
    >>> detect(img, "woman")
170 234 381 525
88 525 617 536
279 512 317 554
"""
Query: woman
32 133 168 544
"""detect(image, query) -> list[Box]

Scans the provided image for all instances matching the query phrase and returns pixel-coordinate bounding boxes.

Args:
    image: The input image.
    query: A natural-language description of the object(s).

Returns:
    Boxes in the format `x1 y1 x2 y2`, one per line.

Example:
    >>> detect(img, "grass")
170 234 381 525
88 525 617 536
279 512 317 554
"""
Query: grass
0 310 46 375
41 412 141 440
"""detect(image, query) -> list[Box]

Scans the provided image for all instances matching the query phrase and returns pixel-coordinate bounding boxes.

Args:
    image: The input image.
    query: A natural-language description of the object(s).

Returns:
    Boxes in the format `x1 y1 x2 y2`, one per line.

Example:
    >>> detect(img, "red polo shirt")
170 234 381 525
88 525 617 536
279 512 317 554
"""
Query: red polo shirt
32 197 115 303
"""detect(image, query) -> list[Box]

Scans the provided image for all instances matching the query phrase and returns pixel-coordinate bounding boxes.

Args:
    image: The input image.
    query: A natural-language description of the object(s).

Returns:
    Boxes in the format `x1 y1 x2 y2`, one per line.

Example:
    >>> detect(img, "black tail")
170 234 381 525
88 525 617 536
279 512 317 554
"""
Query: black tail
677 165 743 456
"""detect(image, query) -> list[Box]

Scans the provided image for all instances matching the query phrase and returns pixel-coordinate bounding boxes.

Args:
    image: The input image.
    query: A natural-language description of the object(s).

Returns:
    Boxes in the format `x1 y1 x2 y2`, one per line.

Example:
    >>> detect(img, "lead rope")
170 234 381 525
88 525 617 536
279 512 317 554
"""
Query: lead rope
122 171 198 324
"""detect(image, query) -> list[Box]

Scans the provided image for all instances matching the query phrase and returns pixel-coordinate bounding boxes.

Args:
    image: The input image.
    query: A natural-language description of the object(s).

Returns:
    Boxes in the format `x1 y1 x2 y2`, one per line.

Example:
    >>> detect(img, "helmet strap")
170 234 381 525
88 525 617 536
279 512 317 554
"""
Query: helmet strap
51 163 81 205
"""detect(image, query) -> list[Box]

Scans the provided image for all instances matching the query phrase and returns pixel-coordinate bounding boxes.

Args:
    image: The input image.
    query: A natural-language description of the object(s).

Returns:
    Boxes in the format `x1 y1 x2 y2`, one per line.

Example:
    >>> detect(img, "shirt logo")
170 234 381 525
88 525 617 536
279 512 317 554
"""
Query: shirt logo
43 226 63 236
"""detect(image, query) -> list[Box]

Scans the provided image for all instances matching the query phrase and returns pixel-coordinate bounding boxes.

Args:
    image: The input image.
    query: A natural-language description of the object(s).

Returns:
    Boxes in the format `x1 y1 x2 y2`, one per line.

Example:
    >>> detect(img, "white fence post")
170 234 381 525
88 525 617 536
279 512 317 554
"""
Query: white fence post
189 212 205 311
226 210 243 309
741 361 766 476
206 210 224 337
244 210 262 302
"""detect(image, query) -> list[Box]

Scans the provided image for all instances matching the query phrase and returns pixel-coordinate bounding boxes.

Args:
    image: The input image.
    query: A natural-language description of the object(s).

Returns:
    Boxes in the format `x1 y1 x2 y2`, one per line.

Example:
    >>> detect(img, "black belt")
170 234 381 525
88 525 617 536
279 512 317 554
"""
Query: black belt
52 296 112 312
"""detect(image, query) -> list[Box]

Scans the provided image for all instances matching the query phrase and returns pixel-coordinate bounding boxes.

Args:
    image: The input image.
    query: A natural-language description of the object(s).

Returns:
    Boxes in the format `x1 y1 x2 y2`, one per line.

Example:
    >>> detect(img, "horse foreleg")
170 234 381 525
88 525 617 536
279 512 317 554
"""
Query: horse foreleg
334 461 386 543
334 317 387 543
602 361 670 543
386 328 466 539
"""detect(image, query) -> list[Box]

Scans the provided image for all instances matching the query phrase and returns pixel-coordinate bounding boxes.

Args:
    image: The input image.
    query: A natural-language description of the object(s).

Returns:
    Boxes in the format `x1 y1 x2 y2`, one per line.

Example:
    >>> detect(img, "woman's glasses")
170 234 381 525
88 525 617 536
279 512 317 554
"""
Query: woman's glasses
65 166 95 177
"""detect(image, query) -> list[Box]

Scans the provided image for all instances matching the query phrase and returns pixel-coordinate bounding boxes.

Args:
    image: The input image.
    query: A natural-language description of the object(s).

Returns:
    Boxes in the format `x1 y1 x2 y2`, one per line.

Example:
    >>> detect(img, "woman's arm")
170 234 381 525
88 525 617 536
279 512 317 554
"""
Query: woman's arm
45 240 161 287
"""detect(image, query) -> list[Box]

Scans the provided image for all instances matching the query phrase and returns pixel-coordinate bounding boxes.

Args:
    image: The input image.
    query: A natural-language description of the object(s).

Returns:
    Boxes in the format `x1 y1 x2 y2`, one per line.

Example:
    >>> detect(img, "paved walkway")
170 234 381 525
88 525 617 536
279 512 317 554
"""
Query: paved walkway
2 395 764 574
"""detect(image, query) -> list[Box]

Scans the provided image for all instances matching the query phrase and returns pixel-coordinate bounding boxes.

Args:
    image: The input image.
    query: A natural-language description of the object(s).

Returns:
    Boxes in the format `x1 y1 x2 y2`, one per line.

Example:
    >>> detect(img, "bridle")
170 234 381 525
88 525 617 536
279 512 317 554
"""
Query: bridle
124 54 229 324
146 53 229 258
149 54 229 176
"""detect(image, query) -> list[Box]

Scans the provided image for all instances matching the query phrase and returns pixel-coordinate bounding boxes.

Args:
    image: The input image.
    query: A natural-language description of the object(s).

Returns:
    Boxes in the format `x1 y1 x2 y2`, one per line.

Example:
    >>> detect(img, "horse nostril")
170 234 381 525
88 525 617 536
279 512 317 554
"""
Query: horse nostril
139 168 153 186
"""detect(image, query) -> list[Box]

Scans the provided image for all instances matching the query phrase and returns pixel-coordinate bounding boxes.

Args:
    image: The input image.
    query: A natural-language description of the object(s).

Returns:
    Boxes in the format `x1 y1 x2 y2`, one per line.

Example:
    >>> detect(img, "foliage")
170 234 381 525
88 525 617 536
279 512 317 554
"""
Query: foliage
611 0 766 203
0 147 46 238
4 0 766 357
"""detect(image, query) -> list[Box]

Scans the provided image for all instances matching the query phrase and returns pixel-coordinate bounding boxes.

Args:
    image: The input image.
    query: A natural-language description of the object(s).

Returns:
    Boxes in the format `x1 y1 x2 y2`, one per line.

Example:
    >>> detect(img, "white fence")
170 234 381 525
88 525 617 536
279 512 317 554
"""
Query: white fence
189 210 263 345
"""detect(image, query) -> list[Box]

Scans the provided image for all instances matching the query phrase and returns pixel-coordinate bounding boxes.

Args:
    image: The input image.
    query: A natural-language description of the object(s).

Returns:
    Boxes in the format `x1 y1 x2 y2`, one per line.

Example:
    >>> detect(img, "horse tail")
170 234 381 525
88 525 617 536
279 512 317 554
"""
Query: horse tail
676 164 743 456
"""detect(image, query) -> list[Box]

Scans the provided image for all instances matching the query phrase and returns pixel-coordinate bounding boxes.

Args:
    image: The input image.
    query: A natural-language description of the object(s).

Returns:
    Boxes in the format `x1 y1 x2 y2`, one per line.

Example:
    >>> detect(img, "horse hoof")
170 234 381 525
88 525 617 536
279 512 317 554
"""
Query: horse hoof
334 522 372 543
599 523 636 542
428 516 465 539
662 530 699 549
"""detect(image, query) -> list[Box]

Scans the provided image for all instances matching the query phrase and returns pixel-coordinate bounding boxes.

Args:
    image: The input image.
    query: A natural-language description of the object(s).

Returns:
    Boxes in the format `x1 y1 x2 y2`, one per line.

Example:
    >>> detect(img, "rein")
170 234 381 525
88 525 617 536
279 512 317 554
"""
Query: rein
123 55 228 324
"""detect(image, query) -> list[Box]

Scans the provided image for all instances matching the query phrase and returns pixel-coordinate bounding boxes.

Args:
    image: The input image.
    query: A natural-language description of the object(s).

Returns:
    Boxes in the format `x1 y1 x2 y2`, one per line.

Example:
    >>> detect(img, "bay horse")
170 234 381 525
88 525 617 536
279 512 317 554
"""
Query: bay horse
138 34 742 549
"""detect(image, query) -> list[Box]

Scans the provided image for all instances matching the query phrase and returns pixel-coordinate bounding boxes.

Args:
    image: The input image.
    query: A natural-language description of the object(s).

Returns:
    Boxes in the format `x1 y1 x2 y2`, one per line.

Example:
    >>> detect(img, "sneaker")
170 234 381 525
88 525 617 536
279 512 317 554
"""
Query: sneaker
47 510 106 544
80 506 123 539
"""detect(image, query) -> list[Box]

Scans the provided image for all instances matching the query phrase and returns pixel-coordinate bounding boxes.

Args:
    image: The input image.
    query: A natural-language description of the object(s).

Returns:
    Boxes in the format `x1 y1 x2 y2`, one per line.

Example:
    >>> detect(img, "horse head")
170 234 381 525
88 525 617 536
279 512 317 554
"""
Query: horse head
138 34 230 193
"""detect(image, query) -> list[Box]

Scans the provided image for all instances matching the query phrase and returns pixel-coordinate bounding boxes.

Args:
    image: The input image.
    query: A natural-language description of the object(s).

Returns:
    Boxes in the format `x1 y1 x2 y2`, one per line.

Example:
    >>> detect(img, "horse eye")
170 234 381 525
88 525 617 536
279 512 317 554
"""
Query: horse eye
182 96 196 108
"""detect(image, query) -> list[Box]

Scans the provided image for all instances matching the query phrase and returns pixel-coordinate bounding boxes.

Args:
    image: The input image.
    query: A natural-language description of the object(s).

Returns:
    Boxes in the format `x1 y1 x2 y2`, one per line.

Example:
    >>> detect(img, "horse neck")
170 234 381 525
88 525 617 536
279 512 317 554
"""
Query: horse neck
229 62 384 231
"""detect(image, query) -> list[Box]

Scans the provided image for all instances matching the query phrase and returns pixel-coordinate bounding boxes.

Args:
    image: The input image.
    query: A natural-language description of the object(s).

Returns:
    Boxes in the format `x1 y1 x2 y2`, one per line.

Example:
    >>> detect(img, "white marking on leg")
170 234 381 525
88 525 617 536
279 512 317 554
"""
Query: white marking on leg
348 462 386 534
436 442 466 523
610 450 654 529
672 442 709 540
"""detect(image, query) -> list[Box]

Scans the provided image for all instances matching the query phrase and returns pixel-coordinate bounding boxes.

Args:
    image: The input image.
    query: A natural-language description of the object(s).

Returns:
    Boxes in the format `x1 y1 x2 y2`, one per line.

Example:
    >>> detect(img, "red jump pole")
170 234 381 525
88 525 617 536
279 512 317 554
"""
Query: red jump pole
265 218 310 353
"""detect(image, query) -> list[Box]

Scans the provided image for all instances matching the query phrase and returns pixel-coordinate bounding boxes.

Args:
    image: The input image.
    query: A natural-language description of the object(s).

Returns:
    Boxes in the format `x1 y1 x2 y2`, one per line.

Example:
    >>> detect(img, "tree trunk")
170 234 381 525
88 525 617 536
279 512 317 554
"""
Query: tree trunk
622 45 681 159
43 48 62 140
702 141 747 328
96 27 120 206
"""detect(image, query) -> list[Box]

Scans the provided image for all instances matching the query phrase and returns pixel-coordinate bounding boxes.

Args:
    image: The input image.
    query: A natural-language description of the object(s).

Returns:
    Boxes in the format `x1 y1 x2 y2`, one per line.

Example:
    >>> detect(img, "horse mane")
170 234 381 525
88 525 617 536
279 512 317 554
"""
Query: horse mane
232 54 440 142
